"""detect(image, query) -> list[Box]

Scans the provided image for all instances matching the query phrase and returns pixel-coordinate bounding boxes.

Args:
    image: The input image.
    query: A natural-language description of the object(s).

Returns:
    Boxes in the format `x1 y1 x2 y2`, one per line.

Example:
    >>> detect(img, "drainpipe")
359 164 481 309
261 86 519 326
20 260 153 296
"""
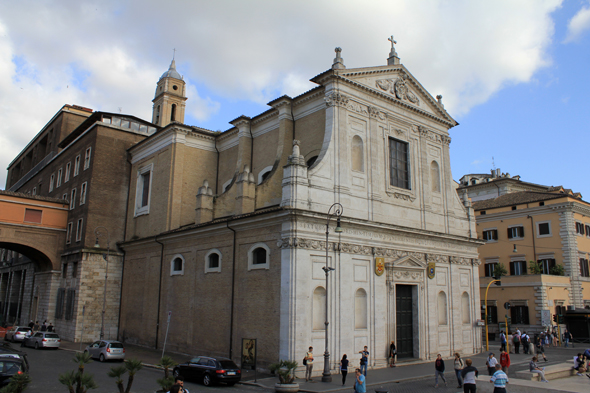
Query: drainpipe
226 221 237 360
154 235 165 349
118 154 134 340
527 215 537 262
248 122 254 175
214 137 220 194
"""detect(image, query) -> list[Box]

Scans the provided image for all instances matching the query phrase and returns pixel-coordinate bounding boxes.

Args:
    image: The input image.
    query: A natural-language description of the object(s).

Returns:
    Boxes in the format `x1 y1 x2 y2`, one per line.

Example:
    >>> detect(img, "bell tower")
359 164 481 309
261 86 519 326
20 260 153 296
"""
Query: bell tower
152 58 187 127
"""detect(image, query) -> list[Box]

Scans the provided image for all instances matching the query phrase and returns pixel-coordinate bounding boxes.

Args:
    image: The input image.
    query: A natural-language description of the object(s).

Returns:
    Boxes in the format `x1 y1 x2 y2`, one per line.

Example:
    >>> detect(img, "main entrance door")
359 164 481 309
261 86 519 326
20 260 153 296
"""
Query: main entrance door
396 285 414 358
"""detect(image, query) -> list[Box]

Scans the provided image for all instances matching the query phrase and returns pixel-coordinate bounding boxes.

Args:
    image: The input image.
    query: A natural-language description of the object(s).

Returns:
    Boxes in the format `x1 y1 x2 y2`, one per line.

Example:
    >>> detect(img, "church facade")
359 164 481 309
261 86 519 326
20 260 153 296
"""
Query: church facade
118 43 483 372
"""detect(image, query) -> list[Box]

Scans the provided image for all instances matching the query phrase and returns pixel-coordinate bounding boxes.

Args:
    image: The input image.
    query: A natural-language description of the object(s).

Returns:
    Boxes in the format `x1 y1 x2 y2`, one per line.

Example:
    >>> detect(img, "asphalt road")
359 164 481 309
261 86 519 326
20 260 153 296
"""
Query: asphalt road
6 343 262 393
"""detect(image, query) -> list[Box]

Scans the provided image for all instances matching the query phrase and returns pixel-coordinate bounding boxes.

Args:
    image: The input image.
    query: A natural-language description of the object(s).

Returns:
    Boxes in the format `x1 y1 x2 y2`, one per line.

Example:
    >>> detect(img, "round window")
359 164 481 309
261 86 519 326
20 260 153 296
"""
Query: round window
173 85 178 90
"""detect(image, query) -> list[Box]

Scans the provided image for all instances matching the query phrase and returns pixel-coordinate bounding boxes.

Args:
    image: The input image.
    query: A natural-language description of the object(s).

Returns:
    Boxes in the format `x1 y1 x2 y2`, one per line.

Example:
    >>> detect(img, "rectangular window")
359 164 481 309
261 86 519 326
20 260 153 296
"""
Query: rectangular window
62 263 68 276
76 219 83 242
538 258 556 274
74 155 81 176
65 162 71 182
70 188 77 210
84 148 92 170
388 137 410 189
511 306 530 324
135 164 153 216
55 288 65 319
482 229 498 241
510 260 527 275
537 222 551 237
49 174 55 192
72 262 78 278
80 182 87 205
586 225 590 237
507 226 524 239
66 222 73 244
32 187 36 196
56 168 63 187
580 258 590 278
575 222 585 235
62 193 68 201
482 306 498 324
485 263 497 277
65 289 76 320
24 209 42 223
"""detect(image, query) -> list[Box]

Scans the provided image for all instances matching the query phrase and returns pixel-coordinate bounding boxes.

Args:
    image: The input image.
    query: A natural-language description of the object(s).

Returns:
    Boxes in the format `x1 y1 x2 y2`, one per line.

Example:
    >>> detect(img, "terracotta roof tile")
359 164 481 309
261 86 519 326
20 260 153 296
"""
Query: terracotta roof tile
472 191 577 211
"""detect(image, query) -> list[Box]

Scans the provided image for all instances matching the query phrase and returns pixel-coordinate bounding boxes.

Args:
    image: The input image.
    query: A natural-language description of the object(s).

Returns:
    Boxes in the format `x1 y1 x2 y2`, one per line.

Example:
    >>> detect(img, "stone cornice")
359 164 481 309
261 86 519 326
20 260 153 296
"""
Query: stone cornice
251 110 278 126
293 88 325 108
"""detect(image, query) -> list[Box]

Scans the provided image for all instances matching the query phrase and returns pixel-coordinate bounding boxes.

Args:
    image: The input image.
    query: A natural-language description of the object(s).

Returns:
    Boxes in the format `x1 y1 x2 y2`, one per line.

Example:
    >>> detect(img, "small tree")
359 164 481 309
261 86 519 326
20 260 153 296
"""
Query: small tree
124 359 143 393
493 263 508 278
0 372 32 393
156 356 177 392
269 360 298 384
528 261 542 275
107 366 127 393
550 264 565 276
157 356 177 379
59 353 97 393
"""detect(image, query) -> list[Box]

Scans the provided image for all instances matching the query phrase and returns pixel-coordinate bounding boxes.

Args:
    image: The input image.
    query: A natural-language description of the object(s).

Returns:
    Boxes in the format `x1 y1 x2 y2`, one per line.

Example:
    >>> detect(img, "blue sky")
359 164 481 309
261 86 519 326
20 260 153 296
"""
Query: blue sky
0 0 588 197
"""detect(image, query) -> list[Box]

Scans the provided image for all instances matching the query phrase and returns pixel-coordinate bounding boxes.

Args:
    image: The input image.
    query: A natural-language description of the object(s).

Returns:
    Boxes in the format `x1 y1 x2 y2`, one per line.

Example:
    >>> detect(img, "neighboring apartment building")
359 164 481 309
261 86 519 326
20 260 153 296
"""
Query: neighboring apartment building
468 181 590 339
118 44 482 372
1 102 159 340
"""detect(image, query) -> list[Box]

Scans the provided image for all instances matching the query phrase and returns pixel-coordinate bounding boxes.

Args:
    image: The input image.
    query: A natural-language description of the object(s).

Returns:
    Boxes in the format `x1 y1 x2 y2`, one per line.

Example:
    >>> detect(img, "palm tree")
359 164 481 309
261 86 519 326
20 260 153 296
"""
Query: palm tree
157 356 177 379
124 359 143 393
59 353 97 393
58 370 76 393
107 365 127 393
73 352 93 393
0 372 32 393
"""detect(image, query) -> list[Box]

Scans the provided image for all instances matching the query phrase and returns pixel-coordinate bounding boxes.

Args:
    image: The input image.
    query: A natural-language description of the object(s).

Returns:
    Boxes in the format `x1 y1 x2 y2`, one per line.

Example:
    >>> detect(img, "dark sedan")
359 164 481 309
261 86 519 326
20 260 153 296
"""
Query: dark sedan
173 356 240 386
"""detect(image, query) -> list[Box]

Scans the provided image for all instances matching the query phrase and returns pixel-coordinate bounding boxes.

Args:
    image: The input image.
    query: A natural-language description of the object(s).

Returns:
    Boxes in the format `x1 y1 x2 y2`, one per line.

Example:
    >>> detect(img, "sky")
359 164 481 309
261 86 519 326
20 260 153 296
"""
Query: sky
0 0 589 198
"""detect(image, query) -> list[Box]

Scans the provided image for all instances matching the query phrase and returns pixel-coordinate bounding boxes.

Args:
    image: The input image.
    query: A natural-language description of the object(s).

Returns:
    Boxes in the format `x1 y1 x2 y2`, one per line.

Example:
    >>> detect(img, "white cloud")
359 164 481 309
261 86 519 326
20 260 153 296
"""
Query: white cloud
0 0 564 188
564 2 590 42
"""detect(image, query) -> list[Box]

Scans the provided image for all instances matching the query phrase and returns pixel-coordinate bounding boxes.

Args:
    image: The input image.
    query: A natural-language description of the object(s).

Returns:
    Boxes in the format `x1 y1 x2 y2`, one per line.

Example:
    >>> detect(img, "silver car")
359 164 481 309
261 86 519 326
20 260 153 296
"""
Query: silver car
84 340 125 362
4 327 31 343
22 332 61 349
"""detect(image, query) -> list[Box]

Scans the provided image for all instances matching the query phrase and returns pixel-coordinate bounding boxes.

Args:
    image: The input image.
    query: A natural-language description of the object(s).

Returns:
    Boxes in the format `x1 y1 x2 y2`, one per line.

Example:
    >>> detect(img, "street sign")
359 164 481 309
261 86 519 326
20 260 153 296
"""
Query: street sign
504 302 511 310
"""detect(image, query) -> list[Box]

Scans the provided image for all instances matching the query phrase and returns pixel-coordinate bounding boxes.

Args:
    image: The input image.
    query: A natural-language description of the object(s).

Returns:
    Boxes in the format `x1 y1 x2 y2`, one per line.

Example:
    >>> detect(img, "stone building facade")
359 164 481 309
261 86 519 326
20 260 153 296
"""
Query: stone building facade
119 45 482 372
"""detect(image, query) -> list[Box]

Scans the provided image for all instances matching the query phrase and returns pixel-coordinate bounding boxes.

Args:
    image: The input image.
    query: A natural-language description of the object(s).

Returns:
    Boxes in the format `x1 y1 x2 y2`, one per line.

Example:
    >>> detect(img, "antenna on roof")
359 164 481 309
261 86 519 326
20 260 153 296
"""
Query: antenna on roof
492 156 496 171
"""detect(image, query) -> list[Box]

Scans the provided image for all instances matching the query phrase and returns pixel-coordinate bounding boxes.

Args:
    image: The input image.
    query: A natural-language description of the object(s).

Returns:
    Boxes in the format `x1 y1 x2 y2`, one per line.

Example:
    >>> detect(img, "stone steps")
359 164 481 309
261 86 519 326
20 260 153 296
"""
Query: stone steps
514 362 577 381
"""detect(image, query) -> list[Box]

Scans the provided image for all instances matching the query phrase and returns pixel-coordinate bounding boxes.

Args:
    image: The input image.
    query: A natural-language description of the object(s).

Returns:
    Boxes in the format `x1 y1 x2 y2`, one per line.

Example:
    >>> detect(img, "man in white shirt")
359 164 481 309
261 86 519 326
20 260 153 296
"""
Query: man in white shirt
486 353 498 376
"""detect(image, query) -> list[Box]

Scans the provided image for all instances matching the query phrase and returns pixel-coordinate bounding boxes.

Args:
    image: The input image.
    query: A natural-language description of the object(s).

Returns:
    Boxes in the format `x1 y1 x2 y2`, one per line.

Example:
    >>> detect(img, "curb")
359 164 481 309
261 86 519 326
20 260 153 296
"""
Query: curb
58 347 165 371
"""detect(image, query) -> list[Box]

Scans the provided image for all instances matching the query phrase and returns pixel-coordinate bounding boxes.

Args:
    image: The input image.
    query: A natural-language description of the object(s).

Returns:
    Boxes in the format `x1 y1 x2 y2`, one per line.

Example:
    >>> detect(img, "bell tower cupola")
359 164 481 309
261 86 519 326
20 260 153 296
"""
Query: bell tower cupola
152 57 187 127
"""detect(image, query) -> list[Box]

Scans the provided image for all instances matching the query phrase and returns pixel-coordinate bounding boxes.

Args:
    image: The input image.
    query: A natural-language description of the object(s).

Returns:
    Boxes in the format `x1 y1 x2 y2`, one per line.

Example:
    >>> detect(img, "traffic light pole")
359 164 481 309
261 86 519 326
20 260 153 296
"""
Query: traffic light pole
484 279 501 351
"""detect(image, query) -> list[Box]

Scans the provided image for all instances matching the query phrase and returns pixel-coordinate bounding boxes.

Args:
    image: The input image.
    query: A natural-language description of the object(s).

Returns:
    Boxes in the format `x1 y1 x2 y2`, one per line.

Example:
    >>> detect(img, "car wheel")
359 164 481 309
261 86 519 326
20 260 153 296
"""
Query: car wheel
99 354 105 362
34 342 39 350
173 368 180 378
203 373 213 386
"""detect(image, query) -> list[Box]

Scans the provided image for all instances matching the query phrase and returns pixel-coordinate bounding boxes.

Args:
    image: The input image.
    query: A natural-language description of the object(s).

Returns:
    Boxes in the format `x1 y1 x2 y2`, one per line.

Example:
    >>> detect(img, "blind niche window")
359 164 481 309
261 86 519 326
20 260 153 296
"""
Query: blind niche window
388 137 410 190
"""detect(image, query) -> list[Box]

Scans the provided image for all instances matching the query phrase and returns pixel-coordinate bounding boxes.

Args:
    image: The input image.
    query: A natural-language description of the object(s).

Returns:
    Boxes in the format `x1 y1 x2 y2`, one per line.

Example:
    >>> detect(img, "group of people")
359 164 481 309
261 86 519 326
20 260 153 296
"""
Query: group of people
434 352 510 392
27 319 54 333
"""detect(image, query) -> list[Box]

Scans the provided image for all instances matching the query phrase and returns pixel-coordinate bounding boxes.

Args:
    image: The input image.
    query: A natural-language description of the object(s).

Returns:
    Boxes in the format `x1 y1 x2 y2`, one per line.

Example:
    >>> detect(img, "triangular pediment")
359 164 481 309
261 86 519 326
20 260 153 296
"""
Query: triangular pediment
336 65 456 126
391 255 426 269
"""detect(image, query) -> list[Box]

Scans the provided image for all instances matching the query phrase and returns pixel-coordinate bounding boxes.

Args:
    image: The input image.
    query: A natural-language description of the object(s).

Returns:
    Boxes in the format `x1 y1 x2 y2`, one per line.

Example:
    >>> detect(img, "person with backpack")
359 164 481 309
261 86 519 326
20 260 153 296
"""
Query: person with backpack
512 332 520 354
499 349 511 373
453 352 464 388
521 332 529 354
499 331 507 352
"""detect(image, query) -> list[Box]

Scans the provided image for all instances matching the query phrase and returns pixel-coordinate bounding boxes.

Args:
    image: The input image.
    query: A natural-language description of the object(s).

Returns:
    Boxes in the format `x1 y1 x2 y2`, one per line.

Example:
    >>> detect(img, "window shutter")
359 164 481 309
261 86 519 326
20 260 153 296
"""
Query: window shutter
510 262 515 275
507 228 512 239
55 288 65 319
550 259 556 270
581 259 585 275
522 261 527 275
493 230 498 240
519 226 524 238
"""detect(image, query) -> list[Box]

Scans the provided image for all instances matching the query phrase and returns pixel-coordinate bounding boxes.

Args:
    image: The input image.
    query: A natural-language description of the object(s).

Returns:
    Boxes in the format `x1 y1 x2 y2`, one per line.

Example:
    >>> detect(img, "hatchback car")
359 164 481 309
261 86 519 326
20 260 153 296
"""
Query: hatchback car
173 356 241 386
4 327 31 343
84 340 125 362
0 358 27 387
22 332 60 349
0 347 29 372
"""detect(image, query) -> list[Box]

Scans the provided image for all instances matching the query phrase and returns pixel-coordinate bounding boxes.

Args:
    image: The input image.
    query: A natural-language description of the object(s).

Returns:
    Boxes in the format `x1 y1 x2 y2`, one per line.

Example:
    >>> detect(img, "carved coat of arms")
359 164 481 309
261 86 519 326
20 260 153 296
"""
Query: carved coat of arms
427 262 436 279
375 257 385 276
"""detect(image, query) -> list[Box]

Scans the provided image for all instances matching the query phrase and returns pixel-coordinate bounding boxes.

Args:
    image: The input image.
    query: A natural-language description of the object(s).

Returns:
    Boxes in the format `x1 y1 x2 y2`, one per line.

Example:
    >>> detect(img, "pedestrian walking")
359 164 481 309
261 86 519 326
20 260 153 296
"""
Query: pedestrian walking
47 322 54 332
354 368 365 393
490 363 509 393
40 320 47 332
434 354 447 388
304 346 314 382
552 328 559 347
529 356 549 382
27 320 34 329
453 352 464 388
499 331 506 352
485 353 498 376
340 354 349 385
512 331 520 354
358 346 369 376
460 358 478 393
521 332 529 354
499 349 510 373
389 341 396 367
33 321 40 332
535 335 548 361
563 329 572 348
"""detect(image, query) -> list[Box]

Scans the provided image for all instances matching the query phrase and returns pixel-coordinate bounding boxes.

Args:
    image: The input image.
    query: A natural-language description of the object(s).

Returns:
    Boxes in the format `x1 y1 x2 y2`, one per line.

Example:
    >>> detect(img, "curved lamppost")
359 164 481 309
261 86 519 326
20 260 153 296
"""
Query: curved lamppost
322 203 343 383
94 226 110 340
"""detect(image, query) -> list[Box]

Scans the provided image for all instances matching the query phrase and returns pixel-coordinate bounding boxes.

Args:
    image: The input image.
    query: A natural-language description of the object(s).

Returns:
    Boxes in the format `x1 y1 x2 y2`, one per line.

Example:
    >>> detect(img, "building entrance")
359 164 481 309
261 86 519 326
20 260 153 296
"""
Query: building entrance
396 284 414 358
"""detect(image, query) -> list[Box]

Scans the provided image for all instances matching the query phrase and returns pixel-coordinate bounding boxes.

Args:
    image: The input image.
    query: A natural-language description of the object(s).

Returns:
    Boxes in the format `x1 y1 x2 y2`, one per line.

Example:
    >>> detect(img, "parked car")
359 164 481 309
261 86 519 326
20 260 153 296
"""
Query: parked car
173 356 241 386
0 346 29 372
22 332 60 349
4 327 31 343
0 358 27 387
84 340 125 362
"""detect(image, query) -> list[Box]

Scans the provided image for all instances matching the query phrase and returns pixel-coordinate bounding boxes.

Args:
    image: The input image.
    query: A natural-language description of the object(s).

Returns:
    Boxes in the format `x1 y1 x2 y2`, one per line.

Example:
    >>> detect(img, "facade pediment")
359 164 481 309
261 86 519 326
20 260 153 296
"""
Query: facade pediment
336 66 456 126
389 255 426 269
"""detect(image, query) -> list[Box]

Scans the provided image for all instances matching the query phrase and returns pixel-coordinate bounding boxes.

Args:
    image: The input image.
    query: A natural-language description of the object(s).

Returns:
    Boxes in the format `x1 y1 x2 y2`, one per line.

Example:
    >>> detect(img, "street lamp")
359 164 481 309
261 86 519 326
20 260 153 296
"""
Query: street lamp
322 203 343 383
94 226 110 340
484 276 501 351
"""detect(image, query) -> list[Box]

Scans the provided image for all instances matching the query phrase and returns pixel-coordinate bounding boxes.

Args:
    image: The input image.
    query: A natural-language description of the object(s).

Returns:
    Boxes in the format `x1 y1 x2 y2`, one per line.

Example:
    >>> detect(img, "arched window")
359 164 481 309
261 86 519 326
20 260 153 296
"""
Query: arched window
170 254 185 276
306 156 318 168
204 249 222 273
437 291 448 325
351 135 364 172
355 288 368 329
313 287 326 330
171 104 176 122
430 161 441 193
258 166 273 184
248 243 270 270
462 292 470 324
156 105 160 124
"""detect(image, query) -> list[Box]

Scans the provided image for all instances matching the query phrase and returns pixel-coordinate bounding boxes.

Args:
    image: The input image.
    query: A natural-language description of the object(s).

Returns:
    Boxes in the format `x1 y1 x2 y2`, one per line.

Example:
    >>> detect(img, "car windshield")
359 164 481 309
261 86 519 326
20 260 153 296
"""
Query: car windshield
219 360 238 369
16 328 30 332
109 343 124 348
45 334 59 338
190 357 200 364
2 361 22 375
